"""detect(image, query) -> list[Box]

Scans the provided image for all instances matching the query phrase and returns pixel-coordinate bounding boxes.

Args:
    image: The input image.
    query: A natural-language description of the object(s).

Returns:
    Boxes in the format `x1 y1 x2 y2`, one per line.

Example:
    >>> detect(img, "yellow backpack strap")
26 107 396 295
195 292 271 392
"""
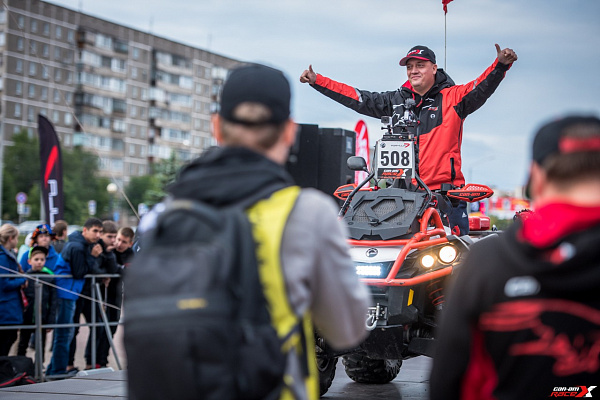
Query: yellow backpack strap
247 186 318 400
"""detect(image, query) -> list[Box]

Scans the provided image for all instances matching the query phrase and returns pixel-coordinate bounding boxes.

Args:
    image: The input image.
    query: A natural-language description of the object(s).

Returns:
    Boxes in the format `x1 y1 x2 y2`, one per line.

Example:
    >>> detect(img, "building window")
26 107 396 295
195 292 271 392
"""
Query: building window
29 40 36 55
131 86 138 99
130 105 138 117
42 67 49 79
43 23 49 36
15 59 22 73
15 81 22 95
95 33 112 50
64 113 72 126
0 33 5 47
54 89 60 103
27 107 34 122
14 104 21 117
17 16 24 29
42 44 49 57
31 20 37 33
67 30 74 43
28 62 36 76
56 26 62 39
40 87 48 100
16 37 23 51
131 67 138 79
132 48 140 60
54 68 61 82
53 110 60 123
28 84 35 98
54 47 61 60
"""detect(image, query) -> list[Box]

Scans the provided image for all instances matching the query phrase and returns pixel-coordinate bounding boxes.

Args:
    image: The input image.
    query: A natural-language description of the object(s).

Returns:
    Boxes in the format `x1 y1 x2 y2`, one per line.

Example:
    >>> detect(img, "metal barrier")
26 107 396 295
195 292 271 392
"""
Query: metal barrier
0 272 123 382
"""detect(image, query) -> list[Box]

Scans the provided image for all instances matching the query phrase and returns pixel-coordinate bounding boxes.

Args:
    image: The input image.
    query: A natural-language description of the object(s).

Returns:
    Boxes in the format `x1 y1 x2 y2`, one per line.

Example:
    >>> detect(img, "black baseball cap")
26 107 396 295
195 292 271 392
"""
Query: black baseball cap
218 63 291 126
399 45 436 66
29 245 49 259
524 115 600 198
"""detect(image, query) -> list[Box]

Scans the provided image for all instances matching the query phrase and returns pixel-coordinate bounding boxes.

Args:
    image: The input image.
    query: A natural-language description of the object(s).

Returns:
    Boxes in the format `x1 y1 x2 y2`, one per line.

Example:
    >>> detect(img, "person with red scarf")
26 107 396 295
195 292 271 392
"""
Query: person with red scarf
429 116 600 399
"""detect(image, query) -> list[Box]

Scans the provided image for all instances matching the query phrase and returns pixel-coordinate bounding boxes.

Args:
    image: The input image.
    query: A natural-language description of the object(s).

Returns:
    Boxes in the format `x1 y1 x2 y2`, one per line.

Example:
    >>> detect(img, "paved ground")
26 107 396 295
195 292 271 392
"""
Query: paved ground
3 321 432 399
324 357 431 400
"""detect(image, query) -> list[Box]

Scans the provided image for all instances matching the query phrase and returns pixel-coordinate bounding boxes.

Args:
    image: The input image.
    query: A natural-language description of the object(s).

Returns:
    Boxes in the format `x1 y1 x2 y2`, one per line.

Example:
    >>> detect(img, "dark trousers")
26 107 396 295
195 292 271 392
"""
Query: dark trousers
69 298 108 367
447 200 469 236
0 328 18 356
96 293 121 367
17 328 48 362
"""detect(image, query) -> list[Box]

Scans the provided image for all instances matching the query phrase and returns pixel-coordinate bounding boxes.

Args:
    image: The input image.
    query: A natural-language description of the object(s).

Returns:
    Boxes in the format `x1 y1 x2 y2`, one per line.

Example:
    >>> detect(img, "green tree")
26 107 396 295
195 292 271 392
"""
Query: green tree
62 146 111 224
125 175 159 214
1 130 41 221
1 130 110 225
145 151 184 205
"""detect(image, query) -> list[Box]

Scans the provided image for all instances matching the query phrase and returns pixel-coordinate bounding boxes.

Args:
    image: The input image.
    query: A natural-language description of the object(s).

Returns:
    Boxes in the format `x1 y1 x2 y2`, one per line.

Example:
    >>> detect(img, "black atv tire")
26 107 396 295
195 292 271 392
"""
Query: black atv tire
316 352 337 396
342 354 402 384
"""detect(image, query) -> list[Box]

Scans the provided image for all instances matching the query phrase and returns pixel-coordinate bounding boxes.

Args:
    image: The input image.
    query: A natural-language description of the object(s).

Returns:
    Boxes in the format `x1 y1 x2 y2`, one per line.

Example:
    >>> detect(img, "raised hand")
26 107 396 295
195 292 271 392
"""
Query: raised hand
495 44 518 65
300 64 317 84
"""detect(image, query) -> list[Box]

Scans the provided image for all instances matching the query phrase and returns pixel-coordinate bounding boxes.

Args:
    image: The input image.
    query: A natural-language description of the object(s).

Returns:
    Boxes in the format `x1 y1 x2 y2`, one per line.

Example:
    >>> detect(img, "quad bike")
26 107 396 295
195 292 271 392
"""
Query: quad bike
316 100 494 395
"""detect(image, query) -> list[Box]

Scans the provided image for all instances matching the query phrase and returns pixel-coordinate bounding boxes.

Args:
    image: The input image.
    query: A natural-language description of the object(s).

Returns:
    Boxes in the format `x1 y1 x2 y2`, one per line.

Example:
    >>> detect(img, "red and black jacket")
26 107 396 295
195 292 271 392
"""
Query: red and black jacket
429 203 600 400
311 60 510 190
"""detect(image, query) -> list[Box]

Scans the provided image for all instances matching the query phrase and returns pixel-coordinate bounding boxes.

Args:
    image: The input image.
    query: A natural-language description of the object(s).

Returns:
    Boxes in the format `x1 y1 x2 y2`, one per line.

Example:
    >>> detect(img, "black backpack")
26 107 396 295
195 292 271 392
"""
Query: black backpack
0 356 35 387
124 186 297 400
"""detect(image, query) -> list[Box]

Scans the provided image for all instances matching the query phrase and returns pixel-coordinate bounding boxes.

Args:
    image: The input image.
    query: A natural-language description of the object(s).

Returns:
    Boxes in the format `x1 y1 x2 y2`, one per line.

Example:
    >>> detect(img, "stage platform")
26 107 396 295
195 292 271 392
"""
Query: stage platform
0 370 126 399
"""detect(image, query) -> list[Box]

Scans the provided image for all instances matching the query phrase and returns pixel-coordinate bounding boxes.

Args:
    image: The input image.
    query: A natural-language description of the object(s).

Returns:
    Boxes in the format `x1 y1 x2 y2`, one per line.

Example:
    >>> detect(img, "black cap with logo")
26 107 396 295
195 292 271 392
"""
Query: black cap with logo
399 45 437 66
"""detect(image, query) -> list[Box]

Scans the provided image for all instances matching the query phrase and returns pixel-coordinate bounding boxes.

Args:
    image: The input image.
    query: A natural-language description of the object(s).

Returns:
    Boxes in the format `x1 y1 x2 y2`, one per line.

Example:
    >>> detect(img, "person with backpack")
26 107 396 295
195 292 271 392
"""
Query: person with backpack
125 63 371 400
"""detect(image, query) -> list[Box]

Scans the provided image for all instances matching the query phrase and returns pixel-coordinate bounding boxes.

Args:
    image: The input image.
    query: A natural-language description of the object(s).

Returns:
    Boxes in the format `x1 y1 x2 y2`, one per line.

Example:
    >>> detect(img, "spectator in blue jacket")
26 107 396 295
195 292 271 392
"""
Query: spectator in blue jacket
0 224 25 356
19 224 59 272
46 218 103 376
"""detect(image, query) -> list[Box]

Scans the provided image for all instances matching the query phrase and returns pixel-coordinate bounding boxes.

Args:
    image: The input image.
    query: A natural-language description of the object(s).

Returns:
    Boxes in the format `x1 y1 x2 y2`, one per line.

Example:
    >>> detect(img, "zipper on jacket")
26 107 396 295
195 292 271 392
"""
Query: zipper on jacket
450 157 456 183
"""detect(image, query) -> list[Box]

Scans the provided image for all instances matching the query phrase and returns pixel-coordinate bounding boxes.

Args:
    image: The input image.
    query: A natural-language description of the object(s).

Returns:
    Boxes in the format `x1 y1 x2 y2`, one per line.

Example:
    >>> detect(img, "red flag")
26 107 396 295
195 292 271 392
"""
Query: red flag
443 0 454 13
354 120 370 184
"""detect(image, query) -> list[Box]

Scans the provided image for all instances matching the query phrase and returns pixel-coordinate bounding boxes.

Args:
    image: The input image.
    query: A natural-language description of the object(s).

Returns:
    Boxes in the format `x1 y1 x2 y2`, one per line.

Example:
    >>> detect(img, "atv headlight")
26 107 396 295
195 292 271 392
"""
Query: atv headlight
439 245 458 264
420 254 435 268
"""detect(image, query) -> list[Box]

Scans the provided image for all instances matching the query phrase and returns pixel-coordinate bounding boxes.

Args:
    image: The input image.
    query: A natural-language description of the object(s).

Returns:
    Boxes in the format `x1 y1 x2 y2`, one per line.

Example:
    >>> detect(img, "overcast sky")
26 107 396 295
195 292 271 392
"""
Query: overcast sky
48 0 600 192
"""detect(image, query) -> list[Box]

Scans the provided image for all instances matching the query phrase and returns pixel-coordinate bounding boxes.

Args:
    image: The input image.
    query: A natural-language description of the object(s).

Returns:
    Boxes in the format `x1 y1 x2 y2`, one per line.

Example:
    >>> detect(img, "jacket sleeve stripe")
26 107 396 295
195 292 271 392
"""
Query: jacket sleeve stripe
315 74 361 101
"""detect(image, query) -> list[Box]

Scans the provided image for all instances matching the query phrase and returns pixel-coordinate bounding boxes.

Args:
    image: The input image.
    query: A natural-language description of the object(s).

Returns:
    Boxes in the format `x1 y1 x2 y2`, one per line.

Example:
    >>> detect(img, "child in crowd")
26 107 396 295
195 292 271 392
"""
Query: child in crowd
17 246 57 362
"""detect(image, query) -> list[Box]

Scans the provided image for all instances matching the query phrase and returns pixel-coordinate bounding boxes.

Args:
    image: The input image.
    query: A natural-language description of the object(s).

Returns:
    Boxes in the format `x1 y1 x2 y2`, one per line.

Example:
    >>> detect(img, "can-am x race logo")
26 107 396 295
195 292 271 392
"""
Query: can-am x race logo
549 386 596 397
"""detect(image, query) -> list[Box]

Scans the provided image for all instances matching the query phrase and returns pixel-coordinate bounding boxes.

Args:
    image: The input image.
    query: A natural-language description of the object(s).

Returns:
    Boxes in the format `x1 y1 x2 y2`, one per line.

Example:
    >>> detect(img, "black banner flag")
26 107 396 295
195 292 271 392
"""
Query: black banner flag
38 114 64 226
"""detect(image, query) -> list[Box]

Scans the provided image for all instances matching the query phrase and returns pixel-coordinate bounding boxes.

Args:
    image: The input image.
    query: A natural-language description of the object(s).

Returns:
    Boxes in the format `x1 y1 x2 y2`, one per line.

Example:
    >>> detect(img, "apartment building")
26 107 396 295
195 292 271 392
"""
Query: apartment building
0 0 240 186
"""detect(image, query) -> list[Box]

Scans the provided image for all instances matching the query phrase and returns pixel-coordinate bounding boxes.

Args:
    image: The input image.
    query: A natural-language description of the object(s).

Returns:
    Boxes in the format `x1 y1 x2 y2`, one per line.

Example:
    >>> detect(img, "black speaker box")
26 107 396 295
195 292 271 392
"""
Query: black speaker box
317 127 356 197
286 124 356 198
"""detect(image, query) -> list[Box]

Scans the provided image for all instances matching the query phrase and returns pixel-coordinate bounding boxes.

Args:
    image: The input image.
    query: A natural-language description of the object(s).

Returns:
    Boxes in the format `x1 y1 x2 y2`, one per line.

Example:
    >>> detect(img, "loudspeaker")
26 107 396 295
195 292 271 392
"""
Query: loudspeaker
286 124 319 188
317 128 356 197
286 124 356 198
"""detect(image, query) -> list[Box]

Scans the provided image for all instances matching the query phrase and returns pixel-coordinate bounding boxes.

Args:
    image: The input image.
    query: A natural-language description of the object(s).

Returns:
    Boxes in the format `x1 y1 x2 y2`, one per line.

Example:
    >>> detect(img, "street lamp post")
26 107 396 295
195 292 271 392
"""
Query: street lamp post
107 183 118 222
